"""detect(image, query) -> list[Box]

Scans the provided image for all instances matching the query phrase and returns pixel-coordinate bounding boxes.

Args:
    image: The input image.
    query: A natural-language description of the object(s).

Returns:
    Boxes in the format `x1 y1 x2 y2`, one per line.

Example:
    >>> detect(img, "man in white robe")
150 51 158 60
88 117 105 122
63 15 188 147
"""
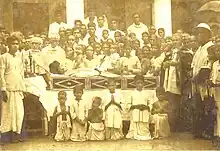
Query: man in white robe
48 11 67 38
0 36 26 143
103 79 124 140
126 75 152 140
191 23 214 138
127 13 148 41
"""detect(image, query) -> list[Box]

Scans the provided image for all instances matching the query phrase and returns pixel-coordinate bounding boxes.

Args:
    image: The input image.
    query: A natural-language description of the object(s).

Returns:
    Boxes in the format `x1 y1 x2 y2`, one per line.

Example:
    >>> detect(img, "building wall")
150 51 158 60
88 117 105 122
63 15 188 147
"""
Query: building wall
171 0 209 34
1 0 66 33
1 0 213 34
85 0 153 31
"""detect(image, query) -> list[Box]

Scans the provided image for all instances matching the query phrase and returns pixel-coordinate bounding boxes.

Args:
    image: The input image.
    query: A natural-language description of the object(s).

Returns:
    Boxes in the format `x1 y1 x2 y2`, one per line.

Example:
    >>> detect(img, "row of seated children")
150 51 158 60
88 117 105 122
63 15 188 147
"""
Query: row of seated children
50 75 170 142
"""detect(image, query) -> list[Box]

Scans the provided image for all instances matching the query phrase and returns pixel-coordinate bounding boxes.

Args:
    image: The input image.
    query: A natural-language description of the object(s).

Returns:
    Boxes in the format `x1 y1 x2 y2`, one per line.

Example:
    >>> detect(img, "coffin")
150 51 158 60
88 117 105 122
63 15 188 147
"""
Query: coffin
49 73 159 90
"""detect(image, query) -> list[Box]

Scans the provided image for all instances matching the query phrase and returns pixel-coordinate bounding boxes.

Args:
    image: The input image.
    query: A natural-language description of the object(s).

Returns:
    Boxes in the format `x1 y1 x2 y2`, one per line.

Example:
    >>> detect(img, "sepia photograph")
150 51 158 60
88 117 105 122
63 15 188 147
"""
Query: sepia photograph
0 0 220 150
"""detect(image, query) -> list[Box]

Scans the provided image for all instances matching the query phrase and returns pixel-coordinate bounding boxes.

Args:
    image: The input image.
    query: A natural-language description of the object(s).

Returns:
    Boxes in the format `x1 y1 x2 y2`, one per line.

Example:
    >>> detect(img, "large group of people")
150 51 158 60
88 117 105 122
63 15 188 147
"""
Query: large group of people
0 10 220 146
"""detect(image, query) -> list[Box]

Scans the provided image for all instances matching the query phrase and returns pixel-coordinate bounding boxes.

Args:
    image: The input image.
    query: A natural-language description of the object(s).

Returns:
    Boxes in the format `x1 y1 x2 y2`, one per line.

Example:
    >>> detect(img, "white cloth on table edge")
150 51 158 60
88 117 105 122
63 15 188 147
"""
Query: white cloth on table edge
39 89 157 120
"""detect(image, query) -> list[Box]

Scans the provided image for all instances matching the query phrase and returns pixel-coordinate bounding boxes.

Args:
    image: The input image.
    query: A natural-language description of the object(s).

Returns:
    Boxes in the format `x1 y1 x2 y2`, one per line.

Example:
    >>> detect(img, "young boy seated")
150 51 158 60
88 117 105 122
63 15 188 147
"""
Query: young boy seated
151 87 170 139
86 97 105 141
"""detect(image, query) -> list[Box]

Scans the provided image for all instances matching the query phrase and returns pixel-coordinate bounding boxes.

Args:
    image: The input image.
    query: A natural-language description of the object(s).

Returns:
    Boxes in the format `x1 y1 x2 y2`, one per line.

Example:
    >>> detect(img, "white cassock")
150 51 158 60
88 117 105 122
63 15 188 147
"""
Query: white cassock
48 22 67 38
103 92 124 140
127 23 148 41
126 90 152 140
0 52 26 134
191 41 214 100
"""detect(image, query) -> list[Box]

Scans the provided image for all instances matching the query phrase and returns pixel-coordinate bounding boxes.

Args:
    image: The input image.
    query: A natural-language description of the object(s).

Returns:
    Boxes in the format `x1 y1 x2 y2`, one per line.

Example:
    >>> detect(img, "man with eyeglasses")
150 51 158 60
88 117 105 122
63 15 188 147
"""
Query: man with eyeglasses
127 13 149 41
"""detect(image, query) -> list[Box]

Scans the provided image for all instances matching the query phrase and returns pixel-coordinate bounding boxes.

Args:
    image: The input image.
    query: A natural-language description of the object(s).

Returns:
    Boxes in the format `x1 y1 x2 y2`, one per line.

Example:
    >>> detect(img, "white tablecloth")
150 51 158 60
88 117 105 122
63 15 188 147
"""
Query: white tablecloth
24 76 157 120
24 76 47 97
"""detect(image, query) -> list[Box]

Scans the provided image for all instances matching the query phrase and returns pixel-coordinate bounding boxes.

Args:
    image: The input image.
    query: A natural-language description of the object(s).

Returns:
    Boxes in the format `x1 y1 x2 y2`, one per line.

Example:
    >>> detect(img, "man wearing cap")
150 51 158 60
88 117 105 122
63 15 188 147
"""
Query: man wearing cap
191 23 214 138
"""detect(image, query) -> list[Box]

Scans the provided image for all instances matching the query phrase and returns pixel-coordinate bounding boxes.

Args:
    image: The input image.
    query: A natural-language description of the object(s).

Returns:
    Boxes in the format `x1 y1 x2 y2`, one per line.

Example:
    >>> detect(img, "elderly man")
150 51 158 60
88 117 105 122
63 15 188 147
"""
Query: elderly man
127 13 148 41
0 36 26 143
191 23 214 139
41 35 66 73
163 33 182 132
23 37 45 75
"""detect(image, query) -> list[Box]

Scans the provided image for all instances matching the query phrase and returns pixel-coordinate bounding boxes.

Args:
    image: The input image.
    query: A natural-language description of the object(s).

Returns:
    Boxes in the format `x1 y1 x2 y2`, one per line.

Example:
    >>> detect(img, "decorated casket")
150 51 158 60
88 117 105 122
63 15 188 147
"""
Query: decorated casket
49 69 159 90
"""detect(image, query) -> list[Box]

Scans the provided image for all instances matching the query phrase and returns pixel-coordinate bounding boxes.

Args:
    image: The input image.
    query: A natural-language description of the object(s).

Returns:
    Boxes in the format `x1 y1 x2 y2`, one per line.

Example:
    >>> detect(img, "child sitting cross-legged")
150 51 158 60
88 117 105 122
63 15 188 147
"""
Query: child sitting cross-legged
86 97 105 141
151 87 170 139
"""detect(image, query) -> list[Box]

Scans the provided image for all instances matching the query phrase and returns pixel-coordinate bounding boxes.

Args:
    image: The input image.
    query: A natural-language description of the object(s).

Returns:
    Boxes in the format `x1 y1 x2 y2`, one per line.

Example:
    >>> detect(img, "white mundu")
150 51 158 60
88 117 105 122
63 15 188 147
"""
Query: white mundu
0 52 26 134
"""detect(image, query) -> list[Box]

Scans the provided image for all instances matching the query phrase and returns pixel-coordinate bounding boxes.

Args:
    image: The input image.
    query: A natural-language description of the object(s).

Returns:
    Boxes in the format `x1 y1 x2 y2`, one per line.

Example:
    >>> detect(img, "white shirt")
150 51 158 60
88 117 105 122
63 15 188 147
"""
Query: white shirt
48 22 67 38
0 52 26 91
191 41 214 78
127 23 148 41
130 90 151 122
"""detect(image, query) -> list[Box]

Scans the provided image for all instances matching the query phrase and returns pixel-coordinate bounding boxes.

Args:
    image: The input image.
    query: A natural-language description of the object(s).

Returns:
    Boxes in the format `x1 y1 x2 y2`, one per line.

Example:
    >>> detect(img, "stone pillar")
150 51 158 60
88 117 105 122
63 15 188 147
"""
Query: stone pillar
154 0 172 36
66 0 84 28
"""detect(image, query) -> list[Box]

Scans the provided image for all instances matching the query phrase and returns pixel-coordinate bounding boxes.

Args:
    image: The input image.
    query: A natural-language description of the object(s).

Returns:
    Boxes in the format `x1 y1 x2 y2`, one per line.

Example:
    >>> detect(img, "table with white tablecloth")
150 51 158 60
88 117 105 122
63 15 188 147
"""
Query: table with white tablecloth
25 75 158 118
24 75 158 135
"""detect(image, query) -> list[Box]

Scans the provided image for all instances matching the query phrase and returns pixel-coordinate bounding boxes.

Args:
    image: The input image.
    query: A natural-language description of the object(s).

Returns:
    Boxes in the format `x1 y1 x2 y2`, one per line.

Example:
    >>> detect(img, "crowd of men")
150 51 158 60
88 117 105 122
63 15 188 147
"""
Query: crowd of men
1 10 220 145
